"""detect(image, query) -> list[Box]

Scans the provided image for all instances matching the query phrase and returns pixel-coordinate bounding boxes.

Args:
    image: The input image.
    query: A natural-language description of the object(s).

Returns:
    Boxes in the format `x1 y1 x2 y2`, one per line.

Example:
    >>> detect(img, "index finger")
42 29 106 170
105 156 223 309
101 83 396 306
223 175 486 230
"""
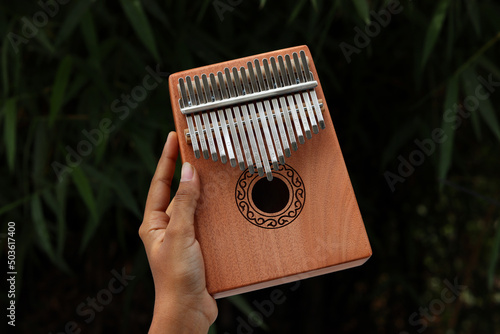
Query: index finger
144 131 179 217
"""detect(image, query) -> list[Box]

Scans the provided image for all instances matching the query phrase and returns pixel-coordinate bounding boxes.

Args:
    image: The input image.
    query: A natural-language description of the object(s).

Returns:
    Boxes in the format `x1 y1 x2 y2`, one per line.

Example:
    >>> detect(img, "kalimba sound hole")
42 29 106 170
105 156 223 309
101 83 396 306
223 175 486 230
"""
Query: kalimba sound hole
251 177 290 214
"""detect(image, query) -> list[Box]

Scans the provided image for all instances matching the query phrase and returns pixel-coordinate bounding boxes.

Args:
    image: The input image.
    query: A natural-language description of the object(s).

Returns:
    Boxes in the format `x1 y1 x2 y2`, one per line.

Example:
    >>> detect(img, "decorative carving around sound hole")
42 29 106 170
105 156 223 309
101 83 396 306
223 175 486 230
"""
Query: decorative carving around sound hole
235 164 305 229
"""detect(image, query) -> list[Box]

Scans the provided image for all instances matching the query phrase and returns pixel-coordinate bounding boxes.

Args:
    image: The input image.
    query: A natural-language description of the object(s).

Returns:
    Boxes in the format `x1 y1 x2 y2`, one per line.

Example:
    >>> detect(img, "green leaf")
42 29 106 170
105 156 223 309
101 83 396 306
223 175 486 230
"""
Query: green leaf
49 56 73 127
465 0 481 36
80 11 100 69
2 97 17 171
488 219 500 290
288 0 308 24
119 0 160 62
132 134 158 174
420 0 450 70
228 295 269 331
353 0 370 24
112 176 142 218
259 0 267 9
478 56 500 80
311 0 318 12
463 68 500 142
71 166 98 222
55 178 68 257
2 32 10 98
208 323 217 334
85 165 142 219
437 74 459 186
55 0 93 46
31 195 56 259
35 29 56 55
477 96 500 142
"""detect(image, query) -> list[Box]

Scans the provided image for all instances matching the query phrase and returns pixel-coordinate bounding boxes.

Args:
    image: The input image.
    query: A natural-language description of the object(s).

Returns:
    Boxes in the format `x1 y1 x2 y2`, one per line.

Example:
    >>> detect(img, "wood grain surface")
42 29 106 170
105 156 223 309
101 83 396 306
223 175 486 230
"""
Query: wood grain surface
168 45 371 298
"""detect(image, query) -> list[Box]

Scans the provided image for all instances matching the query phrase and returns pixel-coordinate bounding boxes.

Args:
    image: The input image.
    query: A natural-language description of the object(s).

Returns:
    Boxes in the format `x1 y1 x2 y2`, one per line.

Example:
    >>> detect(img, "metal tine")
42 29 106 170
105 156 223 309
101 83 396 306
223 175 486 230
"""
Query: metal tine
181 77 201 158
219 70 244 169
264 58 290 160
195 76 217 160
271 57 297 153
187 77 209 158
193 76 212 159
247 61 275 181
294 52 318 134
253 59 280 173
210 73 236 167
300 50 325 130
279 56 304 144
258 59 284 167
285 54 311 140
224 68 251 171
232 67 258 174
240 66 267 178
202 74 225 163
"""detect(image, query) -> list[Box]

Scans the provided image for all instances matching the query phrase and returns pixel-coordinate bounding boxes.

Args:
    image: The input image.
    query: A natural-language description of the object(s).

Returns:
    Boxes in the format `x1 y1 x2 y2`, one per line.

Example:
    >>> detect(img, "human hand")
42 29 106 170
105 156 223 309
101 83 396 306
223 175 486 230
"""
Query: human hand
139 132 218 333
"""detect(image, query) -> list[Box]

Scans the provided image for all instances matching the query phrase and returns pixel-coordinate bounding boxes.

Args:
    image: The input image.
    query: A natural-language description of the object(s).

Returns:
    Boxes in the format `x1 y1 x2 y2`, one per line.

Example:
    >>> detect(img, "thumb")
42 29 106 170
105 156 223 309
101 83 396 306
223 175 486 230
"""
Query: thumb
167 162 200 238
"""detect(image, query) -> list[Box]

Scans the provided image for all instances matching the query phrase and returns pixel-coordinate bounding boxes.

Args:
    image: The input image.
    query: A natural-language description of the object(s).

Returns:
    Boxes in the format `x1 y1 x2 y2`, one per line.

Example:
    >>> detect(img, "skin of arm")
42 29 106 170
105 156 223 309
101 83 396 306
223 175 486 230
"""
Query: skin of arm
139 132 218 333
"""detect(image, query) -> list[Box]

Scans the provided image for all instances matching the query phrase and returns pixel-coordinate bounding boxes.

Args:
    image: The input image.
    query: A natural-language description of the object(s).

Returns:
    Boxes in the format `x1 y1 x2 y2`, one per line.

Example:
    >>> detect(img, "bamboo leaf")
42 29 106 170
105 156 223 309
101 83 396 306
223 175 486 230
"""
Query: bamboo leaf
478 56 500 80
208 324 217 334
56 178 68 257
71 166 98 222
55 0 93 46
31 195 56 259
2 97 17 171
112 175 142 218
437 74 459 186
420 0 450 70
288 0 308 24
477 96 500 142
80 11 100 69
35 29 56 55
228 295 269 331
119 0 160 62
465 0 481 36
461 68 482 140
463 68 500 142
80 180 110 252
143 0 171 26
353 0 370 24
85 165 142 218
311 0 318 12
2 32 10 98
49 56 73 127
488 220 500 290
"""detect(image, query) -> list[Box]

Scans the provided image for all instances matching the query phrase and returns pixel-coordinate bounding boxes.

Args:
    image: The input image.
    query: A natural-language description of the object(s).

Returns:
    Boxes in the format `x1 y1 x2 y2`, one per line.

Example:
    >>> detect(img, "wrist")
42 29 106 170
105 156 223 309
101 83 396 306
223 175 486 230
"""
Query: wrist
150 296 212 334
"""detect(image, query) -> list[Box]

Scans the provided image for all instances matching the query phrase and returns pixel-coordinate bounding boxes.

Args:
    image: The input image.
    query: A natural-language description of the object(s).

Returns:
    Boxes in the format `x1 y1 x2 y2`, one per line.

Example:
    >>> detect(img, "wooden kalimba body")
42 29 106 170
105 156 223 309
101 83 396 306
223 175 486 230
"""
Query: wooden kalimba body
168 45 371 298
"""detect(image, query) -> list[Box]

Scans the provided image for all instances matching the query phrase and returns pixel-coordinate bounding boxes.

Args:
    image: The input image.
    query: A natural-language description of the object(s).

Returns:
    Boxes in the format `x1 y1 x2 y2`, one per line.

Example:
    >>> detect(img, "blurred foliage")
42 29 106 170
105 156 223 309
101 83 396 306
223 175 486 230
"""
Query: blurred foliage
0 0 500 333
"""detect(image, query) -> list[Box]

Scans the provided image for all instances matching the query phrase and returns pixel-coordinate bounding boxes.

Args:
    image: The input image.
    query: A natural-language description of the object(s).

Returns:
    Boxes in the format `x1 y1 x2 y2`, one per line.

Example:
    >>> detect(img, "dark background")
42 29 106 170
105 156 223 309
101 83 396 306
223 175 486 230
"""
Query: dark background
1 0 500 333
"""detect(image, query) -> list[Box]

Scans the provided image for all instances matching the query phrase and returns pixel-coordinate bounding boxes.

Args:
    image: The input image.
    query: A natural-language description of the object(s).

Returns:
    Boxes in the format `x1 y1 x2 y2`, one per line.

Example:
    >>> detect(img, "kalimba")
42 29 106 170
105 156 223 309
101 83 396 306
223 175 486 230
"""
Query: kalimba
168 45 371 298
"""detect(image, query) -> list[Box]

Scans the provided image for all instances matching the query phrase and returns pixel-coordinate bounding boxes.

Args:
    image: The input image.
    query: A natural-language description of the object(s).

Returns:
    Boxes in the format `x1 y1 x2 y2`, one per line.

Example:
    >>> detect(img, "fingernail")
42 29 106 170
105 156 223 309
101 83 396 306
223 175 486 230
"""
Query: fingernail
181 162 194 182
